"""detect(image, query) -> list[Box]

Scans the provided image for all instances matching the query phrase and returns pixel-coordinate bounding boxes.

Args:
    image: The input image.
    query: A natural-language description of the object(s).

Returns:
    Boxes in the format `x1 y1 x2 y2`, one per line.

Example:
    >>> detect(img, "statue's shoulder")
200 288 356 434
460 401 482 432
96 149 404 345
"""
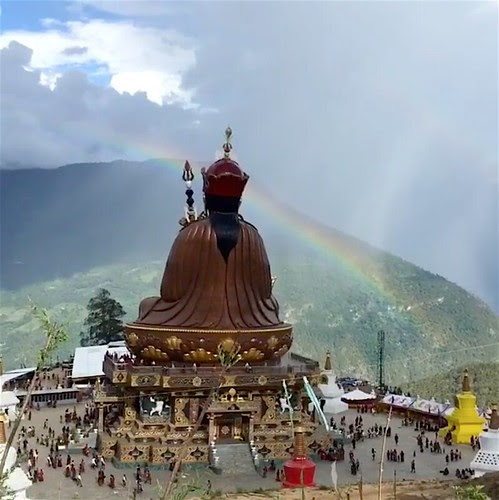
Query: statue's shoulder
239 217 261 235
179 218 211 232
175 219 212 243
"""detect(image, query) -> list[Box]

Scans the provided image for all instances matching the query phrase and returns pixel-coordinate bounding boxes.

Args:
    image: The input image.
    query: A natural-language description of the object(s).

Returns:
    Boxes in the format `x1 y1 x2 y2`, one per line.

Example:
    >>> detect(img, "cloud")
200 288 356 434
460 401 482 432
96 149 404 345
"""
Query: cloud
72 0 181 17
0 18 197 107
61 46 88 55
178 1 498 307
0 1 497 309
0 41 206 168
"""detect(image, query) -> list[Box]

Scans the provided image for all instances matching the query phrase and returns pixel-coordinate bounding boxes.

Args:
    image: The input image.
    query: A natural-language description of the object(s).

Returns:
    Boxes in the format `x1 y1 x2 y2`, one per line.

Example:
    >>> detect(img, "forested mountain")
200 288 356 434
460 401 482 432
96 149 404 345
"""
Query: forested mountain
402 363 499 407
0 162 497 385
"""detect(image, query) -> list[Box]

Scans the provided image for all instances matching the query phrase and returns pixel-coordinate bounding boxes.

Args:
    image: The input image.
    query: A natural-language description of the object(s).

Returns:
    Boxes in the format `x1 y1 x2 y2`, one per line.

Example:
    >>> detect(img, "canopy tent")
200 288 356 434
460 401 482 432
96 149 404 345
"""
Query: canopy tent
382 393 455 417
0 390 20 420
341 389 377 402
382 394 415 408
0 367 36 390
0 390 20 408
71 341 129 380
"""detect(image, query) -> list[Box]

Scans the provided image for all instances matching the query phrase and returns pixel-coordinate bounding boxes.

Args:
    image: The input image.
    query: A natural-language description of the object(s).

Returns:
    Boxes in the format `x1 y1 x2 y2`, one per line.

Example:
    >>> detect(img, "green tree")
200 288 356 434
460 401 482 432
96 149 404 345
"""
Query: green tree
80 288 126 346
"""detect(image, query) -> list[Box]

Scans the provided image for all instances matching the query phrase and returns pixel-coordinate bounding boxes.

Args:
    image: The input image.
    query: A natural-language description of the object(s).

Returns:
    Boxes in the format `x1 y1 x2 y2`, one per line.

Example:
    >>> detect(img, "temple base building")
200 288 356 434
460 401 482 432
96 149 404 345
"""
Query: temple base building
97 130 321 468
439 369 485 444
98 352 320 466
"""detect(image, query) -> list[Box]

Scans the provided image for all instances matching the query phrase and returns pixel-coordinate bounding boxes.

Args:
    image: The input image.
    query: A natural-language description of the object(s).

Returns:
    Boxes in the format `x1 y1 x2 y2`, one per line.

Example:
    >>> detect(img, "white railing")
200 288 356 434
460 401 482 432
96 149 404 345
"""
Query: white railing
208 440 220 469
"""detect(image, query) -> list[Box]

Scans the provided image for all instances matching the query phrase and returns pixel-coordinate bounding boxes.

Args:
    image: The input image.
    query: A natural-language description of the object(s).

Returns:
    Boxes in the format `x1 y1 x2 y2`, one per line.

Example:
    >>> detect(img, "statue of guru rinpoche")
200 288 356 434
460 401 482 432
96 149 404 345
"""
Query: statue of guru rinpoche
124 128 292 364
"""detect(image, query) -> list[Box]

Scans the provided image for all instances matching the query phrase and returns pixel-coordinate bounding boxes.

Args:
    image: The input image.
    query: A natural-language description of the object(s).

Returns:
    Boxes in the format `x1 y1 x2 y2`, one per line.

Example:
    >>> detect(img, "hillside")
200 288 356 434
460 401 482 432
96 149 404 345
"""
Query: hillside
1 256 497 385
402 362 499 407
0 162 497 385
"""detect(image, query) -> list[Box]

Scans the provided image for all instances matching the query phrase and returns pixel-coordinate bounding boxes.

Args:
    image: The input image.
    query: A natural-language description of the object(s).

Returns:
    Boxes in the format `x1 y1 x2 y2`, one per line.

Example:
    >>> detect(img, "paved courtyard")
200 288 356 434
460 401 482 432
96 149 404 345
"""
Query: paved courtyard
9 402 477 499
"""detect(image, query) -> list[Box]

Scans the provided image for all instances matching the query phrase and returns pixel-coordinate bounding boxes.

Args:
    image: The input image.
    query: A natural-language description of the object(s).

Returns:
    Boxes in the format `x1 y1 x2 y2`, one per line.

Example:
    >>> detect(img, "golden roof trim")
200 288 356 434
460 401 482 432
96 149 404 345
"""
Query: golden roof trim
125 323 292 335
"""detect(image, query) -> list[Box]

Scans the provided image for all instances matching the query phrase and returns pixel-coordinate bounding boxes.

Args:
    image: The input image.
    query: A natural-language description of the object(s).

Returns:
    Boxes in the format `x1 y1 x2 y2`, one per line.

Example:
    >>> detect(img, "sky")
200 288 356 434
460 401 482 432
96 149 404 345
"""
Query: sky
0 0 498 310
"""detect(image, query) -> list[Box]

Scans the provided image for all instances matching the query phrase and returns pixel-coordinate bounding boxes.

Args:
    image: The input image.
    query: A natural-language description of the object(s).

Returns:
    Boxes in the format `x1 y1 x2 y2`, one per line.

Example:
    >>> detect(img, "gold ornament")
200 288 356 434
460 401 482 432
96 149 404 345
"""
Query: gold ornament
267 336 279 350
127 332 139 347
241 348 265 362
219 338 239 353
165 336 183 350
184 348 217 363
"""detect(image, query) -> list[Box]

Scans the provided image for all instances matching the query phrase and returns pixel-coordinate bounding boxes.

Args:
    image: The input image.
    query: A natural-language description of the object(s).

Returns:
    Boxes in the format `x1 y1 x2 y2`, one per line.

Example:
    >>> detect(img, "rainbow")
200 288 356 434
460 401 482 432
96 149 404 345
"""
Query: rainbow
64 124 399 306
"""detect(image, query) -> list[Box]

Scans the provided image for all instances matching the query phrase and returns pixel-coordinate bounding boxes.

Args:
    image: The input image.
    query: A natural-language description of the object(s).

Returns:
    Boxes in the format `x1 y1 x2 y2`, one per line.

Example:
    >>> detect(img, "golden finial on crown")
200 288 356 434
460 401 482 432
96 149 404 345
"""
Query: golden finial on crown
222 126 233 159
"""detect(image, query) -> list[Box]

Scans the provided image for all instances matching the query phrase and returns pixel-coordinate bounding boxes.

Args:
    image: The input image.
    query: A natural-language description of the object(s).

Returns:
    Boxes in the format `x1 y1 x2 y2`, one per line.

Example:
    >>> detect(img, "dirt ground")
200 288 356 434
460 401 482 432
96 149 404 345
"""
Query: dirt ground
198 473 499 499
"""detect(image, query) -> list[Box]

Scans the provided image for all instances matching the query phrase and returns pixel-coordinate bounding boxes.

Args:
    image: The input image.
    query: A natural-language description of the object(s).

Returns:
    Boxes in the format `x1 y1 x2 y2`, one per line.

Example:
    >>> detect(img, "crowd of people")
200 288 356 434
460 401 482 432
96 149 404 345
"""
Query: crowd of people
312 409 482 485
5 366 483 496
10 393 155 496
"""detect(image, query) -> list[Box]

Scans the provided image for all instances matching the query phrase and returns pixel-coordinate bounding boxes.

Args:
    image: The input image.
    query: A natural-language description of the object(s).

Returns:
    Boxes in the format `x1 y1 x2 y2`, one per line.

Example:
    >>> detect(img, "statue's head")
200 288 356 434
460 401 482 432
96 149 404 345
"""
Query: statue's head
201 127 249 213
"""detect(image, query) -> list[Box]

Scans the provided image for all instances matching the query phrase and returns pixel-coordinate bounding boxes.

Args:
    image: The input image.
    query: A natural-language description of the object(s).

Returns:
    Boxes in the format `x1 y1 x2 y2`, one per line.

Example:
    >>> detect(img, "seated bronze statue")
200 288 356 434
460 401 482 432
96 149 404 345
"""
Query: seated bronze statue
125 129 292 364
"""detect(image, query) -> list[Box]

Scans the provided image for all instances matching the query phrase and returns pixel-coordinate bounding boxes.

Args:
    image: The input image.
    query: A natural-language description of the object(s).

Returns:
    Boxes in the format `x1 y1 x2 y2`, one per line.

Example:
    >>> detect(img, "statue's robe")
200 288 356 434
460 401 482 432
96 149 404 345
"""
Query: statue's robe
137 218 281 329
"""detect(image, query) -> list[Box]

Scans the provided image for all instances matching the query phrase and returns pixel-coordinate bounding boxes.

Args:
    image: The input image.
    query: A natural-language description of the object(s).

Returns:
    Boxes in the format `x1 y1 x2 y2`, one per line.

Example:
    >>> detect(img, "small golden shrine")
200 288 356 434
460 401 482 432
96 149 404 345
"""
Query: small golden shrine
97 129 321 467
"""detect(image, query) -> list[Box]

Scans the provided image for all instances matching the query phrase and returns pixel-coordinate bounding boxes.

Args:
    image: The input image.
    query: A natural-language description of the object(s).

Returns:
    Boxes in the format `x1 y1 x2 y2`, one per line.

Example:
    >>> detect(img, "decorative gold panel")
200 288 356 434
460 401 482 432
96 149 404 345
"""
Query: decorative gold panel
131 374 160 387
262 395 277 422
100 438 117 458
174 398 190 425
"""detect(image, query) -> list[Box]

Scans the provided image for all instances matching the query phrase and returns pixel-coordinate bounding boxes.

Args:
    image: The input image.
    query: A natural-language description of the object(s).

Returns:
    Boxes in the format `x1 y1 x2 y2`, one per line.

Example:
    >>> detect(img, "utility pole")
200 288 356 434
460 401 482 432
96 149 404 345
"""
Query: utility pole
377 330 385 389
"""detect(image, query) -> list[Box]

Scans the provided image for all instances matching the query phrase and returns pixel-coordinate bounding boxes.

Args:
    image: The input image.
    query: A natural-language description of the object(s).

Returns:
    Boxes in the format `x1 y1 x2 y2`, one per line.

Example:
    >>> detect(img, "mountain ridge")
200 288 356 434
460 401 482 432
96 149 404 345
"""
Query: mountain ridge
0 161 497 385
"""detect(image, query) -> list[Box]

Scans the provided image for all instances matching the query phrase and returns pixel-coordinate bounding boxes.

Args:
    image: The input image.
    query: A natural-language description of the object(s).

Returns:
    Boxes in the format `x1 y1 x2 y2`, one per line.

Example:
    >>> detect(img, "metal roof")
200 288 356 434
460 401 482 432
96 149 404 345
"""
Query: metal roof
71 341 129 380
0 368 36 389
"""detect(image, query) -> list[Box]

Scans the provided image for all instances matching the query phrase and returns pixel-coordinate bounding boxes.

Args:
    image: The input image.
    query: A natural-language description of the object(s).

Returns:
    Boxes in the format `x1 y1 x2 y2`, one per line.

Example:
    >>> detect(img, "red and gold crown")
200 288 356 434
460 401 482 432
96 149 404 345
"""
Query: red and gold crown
202 127 249 198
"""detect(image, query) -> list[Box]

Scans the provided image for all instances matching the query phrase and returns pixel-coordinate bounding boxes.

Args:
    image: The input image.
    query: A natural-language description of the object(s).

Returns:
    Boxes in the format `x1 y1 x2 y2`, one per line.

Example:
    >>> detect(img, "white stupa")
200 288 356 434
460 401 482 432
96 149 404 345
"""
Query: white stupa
317 351 348 414
471 404 499 478
0 410 32 499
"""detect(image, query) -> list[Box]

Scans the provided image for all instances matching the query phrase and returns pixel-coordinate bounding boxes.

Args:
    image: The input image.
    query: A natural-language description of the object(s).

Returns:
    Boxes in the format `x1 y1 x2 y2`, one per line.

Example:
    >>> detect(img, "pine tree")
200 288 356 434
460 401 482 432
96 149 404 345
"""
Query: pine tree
80 288 126 346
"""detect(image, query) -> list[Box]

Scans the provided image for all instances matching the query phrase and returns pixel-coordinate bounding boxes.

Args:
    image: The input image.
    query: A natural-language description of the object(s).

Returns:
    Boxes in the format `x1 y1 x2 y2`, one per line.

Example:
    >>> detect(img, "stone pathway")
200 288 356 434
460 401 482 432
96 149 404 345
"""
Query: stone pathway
8 403 478 499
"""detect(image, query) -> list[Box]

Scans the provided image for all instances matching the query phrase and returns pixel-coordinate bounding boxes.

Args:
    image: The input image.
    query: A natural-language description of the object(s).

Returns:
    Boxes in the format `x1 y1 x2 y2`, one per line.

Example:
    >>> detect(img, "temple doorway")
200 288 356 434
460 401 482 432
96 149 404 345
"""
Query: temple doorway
214 413 250 443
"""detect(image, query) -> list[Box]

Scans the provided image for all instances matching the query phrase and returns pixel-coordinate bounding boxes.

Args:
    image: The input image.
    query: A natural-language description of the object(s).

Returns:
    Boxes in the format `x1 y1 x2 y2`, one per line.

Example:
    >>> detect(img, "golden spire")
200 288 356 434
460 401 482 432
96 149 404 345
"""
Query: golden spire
490 404 499 430
462 368 471 393
324 350 332 371
293 426 306 458
222 126 233 159
0 410 6 445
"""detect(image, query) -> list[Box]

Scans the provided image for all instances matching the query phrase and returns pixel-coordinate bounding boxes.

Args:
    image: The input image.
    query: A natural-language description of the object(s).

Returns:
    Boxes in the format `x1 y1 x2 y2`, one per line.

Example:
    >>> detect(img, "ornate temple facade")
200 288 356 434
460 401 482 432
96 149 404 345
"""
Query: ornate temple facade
97 130 321 467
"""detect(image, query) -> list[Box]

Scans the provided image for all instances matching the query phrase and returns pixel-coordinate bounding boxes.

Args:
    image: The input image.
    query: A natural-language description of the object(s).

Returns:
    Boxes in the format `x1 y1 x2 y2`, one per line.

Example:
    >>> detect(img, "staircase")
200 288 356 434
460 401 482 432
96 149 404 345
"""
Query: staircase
215 443 256 475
